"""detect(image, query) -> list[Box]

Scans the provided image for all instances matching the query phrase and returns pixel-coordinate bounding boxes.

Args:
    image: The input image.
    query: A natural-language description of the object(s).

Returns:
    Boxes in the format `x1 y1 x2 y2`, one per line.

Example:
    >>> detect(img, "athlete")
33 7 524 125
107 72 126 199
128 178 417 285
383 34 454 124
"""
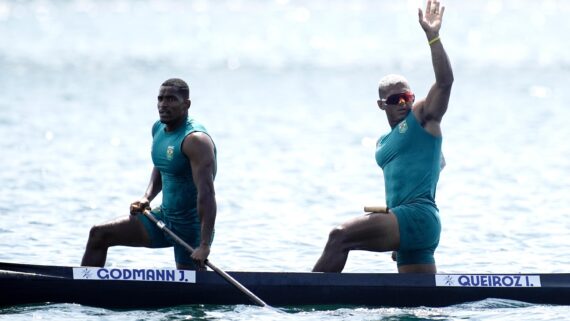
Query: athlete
313 0 453 273
81 78 217 270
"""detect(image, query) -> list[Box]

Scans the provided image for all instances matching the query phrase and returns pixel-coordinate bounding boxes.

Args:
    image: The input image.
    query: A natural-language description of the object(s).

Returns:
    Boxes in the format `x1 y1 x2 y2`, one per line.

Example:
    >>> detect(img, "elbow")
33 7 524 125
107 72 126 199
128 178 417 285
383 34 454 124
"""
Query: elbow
444 71 455 87
435 65 454 88
447 74 455 87
438 76 454 90
197 189 216 209
198 191 214 202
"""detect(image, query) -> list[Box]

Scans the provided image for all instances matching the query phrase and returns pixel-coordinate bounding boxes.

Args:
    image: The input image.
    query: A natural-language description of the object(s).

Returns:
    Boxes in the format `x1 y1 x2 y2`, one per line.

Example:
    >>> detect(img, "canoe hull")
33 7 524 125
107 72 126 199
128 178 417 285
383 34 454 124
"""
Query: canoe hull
2 262 570 308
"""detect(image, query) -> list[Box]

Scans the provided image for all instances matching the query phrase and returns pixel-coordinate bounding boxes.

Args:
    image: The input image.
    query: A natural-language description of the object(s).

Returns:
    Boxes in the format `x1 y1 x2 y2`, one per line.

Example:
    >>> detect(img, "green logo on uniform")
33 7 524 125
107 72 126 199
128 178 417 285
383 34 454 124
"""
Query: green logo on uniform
398 120 408 134
166 146 174 160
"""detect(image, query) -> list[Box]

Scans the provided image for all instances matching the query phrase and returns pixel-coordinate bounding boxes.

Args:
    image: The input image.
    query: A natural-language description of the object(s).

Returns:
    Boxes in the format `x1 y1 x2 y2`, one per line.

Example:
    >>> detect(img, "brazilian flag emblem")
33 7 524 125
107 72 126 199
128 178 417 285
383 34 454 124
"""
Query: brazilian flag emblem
398 120 408 134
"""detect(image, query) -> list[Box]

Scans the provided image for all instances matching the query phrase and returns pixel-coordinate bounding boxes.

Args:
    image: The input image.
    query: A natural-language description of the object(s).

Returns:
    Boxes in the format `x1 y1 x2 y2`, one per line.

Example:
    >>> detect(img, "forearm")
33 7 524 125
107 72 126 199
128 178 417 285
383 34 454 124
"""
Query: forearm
143 167 162 202
197 192 216 246
427 34 454 88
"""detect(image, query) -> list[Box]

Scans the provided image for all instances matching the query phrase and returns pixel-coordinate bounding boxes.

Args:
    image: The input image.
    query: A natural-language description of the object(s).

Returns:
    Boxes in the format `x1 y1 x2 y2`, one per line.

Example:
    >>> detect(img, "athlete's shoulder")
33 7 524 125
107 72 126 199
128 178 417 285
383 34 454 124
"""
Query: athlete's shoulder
377 134 388 148
151 120 163 136
186 117 208 132
184 131 213 146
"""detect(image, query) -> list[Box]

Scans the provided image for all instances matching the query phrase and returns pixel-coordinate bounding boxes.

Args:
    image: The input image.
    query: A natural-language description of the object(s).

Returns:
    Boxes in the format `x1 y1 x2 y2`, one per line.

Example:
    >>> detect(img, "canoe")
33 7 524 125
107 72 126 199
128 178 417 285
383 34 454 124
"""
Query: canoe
1 262 570 308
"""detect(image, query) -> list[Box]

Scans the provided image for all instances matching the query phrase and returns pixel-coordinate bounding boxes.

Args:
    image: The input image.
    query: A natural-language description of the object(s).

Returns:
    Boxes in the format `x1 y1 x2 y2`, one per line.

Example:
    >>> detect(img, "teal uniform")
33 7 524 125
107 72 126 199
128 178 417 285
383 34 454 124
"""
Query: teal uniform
375 111 441 266
139 117 216 268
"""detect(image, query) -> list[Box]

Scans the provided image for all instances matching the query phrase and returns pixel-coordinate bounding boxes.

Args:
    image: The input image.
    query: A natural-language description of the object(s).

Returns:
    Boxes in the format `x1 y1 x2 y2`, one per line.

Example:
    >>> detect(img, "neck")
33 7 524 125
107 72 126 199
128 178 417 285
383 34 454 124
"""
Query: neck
164 116 187 132
387 115 401 129
387 110 410 128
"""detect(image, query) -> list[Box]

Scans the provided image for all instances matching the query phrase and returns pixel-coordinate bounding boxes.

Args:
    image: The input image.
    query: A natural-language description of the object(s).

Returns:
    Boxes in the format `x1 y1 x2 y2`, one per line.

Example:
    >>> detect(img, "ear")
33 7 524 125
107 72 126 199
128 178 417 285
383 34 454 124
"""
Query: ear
377 100 385 110
186 99 192 109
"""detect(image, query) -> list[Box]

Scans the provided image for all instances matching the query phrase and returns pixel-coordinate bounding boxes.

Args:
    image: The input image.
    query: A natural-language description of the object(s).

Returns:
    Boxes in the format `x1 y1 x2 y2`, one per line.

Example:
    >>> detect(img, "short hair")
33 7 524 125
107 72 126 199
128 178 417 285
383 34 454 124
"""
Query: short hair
378 74 409 98
162 78 190 100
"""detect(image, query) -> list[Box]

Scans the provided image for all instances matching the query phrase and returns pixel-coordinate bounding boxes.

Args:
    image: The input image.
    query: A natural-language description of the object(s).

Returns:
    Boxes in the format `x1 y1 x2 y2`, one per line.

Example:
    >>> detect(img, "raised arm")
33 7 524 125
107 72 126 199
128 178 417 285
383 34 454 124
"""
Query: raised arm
182 132 217 268
416 0 454 129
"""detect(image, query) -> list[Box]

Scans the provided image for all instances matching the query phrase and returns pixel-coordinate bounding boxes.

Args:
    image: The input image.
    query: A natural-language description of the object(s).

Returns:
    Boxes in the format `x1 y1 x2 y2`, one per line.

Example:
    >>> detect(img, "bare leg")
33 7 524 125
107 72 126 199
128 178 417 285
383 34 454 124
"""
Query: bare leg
81 214 151 267
312 212 400 272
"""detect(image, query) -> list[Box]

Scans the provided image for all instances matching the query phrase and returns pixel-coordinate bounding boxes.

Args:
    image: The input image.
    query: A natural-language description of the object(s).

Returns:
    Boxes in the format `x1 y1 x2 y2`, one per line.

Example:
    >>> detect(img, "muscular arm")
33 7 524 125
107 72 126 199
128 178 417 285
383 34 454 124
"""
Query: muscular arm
143 167 162 202
130 167 162 214
416 1 454 132
182 132 217 266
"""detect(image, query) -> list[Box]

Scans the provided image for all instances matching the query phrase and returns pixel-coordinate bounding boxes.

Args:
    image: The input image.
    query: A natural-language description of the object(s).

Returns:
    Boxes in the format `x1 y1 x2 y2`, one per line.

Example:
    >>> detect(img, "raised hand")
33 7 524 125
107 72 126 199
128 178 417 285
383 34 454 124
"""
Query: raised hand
418 0 445 38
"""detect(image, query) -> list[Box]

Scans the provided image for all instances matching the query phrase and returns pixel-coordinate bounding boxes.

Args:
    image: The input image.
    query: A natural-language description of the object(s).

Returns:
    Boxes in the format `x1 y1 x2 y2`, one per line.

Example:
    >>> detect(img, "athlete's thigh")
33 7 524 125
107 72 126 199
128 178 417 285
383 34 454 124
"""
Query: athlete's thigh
98 214 151 247
339 212 400 252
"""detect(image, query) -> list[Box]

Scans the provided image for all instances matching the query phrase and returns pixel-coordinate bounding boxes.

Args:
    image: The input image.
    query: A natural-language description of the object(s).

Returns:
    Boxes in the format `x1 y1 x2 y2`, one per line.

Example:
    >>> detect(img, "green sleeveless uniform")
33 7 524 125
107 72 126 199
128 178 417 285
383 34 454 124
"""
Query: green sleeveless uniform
375 111 441 265
139 117 216 267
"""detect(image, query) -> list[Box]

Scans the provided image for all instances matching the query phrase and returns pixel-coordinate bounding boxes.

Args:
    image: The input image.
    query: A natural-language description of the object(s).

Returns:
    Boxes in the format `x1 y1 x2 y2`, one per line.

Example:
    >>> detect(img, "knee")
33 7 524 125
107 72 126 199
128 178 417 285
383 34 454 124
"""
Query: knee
87 224 111 248
326 226 347 248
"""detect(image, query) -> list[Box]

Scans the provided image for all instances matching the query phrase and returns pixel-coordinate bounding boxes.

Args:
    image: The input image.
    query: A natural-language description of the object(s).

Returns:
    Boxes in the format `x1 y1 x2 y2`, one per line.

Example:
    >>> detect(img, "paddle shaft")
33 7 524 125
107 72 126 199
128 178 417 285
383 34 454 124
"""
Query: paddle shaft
364 206 389 213
142 210 269 307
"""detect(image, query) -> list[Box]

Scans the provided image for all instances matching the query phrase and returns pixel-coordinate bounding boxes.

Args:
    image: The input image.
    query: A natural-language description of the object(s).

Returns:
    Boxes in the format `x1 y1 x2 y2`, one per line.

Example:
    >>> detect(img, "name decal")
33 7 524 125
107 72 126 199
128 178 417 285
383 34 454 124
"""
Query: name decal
435 274 541 287
72 267 196 283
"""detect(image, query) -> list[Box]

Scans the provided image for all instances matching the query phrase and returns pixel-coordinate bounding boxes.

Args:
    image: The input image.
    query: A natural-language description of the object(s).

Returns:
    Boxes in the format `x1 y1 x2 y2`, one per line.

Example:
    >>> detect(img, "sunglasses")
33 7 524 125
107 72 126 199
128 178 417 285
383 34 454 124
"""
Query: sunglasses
381 92 415 105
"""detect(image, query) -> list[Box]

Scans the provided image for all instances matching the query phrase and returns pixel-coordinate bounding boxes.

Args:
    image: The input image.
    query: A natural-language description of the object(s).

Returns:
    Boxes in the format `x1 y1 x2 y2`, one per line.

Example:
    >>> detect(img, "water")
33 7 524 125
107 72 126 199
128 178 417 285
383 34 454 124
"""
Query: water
1 0 569 319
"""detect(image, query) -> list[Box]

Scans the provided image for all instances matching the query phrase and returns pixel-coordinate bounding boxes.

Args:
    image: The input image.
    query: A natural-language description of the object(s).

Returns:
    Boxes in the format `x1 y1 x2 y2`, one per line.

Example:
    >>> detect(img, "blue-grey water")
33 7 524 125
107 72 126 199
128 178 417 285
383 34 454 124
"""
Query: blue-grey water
1 0 569 320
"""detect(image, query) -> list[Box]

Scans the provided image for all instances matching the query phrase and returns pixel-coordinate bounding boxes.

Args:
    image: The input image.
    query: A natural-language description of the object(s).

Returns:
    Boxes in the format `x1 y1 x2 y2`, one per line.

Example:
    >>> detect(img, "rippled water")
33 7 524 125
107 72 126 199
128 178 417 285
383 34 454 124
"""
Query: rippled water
1 0 570 320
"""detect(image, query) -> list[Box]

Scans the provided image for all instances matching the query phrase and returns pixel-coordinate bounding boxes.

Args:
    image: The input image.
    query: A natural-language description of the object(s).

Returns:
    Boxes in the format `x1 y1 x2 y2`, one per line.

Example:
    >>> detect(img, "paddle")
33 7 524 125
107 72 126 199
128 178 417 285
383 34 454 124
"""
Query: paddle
142 209 270 308
364 206 397 261
364 206 389 213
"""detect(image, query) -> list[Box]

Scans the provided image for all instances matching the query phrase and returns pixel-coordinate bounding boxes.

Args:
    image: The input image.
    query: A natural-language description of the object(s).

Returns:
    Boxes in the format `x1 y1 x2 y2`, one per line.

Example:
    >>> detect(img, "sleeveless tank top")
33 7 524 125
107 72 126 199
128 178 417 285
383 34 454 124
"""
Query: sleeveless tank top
151 117 217 224
375 111 441 209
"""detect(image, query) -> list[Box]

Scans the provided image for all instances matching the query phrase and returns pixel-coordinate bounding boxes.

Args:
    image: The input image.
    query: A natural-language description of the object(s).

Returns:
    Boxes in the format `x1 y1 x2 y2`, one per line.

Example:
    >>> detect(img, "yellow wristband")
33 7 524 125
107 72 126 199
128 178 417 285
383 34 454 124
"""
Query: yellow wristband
428 36 440 46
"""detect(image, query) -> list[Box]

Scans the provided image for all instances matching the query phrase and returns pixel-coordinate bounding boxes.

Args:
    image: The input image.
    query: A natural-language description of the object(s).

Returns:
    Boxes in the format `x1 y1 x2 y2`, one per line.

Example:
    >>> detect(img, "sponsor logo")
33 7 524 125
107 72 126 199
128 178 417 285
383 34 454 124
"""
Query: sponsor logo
435 274 541 288
72 267 196 283
166 146 175 160
398 120 408 134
